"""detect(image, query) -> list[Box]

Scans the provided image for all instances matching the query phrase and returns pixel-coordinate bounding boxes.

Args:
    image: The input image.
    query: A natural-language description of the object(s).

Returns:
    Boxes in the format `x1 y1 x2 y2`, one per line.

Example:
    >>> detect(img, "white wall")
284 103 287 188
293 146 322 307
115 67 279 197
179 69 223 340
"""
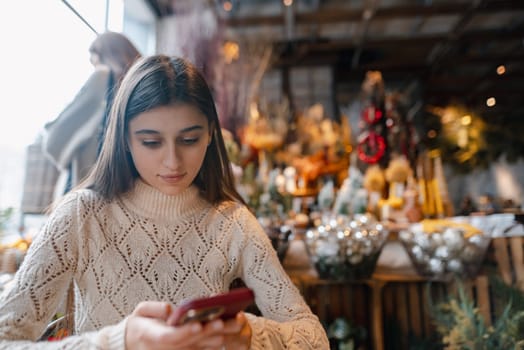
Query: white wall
446 156 524 212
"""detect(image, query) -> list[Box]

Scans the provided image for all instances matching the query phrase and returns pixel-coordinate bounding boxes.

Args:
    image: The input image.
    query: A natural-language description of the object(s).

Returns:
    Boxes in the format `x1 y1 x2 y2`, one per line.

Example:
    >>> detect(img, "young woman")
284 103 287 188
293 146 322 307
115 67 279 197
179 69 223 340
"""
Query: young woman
0 55 329 349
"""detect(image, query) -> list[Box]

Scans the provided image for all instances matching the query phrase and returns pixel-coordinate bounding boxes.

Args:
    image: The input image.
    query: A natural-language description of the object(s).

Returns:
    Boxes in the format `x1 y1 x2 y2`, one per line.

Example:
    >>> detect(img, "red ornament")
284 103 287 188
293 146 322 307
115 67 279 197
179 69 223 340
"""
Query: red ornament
362 106 383 124
357 132 386 164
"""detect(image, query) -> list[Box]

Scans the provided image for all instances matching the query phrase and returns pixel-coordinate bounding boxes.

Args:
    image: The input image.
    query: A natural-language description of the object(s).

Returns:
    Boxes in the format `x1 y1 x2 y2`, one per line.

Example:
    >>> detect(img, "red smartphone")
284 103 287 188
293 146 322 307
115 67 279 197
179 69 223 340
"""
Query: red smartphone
168 288 255 326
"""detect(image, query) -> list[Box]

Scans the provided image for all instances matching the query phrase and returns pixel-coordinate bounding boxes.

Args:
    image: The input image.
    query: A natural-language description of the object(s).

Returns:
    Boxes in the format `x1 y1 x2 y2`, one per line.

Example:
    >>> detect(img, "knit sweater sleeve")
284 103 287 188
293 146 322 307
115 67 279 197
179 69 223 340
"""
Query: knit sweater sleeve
0 192 126 349
234 207 329 349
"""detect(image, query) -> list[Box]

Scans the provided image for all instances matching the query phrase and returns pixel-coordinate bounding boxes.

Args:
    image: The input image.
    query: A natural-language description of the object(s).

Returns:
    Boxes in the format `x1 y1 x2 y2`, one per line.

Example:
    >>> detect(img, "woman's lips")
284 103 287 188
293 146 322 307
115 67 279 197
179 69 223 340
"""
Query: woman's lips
159 173 186 183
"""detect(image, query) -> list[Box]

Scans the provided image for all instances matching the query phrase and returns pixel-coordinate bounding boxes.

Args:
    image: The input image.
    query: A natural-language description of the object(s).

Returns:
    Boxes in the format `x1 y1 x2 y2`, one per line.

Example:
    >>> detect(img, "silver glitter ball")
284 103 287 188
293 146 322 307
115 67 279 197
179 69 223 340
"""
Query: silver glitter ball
447 259 463 273
428 258 445 275
442 228 465 252
435 246 451 260
411 245 425 261
413 233 432 250
430 233 444 246
305 229 318 241
353 230 364 240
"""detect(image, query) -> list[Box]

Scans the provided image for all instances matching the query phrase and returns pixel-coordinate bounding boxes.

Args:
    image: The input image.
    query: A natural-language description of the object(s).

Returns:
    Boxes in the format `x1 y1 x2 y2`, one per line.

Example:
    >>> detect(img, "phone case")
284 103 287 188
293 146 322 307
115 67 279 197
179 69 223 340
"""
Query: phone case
168 287 255 326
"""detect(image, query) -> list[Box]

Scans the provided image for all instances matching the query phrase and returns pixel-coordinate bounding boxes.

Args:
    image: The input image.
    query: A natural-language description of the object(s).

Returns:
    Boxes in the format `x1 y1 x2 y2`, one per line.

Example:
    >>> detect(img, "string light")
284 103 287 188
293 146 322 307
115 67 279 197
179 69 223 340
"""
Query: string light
222 41 239 63
441 111 454 124
461 115 471 126
486 97 496 107
496 65 506 75
223 0 233 11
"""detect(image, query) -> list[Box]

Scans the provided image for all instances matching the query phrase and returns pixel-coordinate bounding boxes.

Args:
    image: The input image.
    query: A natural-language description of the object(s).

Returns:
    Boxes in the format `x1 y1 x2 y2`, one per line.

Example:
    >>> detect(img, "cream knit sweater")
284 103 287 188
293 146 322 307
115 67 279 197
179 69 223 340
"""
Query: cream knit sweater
0 180 329 349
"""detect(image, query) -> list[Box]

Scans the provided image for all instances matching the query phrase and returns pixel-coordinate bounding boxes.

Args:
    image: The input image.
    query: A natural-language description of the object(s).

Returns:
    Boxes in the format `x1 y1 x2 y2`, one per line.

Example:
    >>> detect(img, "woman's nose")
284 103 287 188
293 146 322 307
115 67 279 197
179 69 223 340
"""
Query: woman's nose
162 145 180 169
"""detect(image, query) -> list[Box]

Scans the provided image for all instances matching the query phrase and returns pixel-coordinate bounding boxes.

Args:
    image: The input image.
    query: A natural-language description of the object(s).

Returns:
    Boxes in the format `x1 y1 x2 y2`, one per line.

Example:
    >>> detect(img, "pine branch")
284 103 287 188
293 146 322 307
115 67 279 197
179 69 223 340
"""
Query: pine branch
429 276 524 349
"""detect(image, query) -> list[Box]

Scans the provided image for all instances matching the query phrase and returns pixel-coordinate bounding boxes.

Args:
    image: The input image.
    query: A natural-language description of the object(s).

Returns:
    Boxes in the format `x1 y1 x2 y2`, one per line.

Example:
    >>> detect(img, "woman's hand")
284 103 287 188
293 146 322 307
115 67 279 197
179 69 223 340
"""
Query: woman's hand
221 311 252 350
125 301 235 350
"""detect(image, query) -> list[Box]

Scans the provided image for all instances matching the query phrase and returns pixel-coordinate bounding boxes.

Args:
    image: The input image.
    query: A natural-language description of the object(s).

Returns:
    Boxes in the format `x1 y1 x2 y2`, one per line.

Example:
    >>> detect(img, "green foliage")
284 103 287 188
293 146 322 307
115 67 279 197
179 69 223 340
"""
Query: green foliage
419 109 524 174
429 278 524 349
267 183 293 215
489 276 524 338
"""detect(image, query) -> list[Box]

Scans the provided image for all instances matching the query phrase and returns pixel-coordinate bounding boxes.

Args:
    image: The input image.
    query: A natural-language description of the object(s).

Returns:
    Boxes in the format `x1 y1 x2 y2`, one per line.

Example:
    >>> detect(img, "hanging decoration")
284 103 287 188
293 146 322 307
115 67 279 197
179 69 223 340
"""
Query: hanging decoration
422 104 524 173
357 71 388 165
425 105 487 173
357 131 386 164
361 105 383 124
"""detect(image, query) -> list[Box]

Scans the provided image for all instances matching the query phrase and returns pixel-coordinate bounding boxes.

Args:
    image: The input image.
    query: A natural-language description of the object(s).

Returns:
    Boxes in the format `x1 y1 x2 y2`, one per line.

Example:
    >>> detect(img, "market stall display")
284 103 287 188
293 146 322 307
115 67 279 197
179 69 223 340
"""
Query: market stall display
399 218 492 280
304 213 389 280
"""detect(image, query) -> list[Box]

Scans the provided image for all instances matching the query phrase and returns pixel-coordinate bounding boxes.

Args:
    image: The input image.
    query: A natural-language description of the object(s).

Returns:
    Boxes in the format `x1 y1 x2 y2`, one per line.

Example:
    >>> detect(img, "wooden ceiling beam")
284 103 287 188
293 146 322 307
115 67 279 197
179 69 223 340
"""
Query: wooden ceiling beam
270 27 524 54
425 87 524 99
427 73 524 87
273 42 523 71
224 1 524 27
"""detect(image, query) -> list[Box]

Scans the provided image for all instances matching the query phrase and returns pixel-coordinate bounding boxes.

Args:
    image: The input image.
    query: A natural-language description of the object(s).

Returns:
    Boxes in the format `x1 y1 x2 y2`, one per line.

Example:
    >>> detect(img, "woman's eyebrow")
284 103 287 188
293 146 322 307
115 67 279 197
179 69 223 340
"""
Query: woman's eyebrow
179 125 205 133
134 129 159 135
133 125 205 135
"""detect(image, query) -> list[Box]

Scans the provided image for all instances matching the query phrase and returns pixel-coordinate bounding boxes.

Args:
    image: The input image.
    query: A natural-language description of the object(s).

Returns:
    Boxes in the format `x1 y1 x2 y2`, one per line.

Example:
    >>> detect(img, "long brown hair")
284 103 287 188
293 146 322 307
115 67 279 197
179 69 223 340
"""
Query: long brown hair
82 55 245 205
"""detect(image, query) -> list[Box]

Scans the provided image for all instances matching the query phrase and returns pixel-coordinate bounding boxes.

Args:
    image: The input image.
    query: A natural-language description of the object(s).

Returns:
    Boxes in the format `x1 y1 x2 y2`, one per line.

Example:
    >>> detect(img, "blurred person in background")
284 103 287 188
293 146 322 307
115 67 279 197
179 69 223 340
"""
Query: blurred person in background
43 31 141 201
477 193 500 215
457 195 478 216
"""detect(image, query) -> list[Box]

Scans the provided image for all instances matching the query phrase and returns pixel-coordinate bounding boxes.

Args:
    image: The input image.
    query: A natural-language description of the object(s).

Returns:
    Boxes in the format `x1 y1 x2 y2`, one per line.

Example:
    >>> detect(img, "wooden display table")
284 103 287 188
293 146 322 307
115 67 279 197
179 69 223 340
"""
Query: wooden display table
289 269 428 350
286 233 524 349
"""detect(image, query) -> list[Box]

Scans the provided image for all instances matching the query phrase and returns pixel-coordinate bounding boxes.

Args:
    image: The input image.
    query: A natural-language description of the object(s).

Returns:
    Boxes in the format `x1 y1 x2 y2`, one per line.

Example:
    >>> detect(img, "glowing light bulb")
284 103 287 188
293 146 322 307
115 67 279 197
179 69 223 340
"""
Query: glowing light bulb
283 0 293 5
427 130 437 138
223 1 232 11
486 97 496 107
461 115 471 126
222 41 239 63
496 65 506 75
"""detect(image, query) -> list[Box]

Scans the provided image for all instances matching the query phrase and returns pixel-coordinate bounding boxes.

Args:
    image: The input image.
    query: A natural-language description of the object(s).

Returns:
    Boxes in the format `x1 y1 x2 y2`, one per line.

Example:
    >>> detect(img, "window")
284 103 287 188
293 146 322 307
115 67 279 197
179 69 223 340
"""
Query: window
0 0 155 237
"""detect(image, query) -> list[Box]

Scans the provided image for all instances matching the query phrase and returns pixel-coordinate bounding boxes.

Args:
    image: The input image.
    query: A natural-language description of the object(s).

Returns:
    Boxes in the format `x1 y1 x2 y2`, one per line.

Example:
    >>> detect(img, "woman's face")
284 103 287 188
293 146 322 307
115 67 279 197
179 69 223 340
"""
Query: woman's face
89 51 101 66
128 104 212 196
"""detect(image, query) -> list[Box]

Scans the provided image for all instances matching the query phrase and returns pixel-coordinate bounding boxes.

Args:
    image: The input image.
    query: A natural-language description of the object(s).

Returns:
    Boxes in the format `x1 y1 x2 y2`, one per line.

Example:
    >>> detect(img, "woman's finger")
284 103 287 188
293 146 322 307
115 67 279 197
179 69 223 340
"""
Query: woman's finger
218 312 248 334
132 301 172 321
191 334 225 348
222 312 252 350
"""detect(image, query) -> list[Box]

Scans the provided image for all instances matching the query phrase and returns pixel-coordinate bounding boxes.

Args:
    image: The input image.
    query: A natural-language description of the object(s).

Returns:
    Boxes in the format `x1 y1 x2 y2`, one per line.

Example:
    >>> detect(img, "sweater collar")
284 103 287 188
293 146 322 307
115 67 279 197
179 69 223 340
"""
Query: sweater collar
119 180 210 222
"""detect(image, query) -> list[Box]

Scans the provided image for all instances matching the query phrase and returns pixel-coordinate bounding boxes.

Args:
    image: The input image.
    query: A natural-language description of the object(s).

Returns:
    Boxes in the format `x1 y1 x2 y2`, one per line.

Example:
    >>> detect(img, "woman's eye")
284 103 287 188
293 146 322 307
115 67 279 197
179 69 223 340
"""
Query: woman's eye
141 140 161 148
180 137 199 145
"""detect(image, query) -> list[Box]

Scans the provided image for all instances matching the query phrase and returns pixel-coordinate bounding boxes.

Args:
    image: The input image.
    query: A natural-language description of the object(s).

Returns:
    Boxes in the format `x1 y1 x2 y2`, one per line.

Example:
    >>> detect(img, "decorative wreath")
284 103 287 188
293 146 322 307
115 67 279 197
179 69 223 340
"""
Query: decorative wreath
362 106 383 124
357 132 386 164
